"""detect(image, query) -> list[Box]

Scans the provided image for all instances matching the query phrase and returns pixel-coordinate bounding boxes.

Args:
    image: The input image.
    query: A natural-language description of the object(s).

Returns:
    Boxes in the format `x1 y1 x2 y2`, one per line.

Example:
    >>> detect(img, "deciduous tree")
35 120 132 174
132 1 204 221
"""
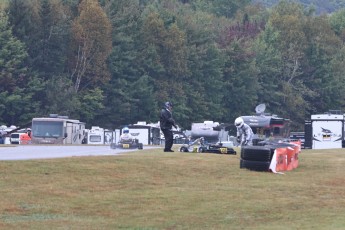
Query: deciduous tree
70 0 112 92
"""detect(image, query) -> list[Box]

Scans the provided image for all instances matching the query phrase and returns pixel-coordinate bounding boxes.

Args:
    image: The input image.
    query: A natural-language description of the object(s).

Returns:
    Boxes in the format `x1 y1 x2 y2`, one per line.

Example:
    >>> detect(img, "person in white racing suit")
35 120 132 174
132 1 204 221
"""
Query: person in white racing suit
120 127 133 143
234 117 254 146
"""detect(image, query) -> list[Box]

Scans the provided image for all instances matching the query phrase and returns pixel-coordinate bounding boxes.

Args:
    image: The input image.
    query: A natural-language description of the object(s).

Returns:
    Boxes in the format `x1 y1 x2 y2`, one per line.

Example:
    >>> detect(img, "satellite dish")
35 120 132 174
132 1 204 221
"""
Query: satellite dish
255 104 266 115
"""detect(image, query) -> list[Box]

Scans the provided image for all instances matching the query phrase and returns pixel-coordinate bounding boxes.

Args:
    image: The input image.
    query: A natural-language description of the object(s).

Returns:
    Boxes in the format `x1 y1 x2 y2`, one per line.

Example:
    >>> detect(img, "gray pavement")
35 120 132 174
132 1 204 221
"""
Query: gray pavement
0 145 160 161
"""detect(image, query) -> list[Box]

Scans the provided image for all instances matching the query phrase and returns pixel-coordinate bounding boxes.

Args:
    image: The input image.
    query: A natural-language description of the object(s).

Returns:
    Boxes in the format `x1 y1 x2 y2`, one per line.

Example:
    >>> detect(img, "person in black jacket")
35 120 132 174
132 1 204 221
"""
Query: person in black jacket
160 101 177 152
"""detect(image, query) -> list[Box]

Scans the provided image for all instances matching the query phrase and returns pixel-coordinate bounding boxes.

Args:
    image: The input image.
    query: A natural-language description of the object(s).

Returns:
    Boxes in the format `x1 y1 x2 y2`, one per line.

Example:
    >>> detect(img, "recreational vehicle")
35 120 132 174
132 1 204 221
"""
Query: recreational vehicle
31 114 86 144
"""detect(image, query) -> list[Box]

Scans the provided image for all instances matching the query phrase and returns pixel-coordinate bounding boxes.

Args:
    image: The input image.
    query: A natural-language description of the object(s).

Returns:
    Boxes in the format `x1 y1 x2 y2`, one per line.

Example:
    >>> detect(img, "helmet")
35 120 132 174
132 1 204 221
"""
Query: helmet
234 117 244 128
164 101 173 109
123 127 129 133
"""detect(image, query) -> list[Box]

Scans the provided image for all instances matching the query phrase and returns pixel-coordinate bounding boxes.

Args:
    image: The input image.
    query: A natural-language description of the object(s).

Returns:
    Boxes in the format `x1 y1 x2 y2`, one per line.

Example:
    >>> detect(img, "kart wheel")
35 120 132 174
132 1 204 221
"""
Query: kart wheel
227 148 237 155
179 146 189 152
198 147 206 153
138 143 143 149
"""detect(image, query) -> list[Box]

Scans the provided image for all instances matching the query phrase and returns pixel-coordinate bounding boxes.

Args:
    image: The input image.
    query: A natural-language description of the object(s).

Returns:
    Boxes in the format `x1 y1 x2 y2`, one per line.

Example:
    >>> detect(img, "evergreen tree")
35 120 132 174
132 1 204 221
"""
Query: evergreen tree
222 39 259 122
99 0 158 128
253 24 284 114
303 15 345 115
7 0 42 69
37 0 71 79
0 10 41 126
265 1 310 128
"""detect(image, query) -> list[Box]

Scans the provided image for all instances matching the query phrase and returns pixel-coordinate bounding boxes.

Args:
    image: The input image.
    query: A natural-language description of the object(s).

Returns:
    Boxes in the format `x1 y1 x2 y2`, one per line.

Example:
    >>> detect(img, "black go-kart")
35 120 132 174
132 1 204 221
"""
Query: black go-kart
179 137 236 155
110 138 143 150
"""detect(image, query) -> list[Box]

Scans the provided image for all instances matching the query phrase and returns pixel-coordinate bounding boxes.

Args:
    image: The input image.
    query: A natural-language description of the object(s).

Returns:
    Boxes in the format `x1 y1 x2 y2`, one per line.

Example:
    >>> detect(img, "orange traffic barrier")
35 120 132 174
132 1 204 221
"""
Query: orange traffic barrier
275 148 287 172
271 140 301 173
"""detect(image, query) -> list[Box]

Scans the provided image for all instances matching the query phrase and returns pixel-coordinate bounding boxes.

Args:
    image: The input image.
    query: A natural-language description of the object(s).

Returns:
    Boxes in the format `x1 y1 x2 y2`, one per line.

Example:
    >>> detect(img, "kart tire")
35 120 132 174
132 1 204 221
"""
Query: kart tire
227 148 237 155
138 143 143 149
198 147 206 153
180 146 189 152
240 159 271 171
241 146 274 161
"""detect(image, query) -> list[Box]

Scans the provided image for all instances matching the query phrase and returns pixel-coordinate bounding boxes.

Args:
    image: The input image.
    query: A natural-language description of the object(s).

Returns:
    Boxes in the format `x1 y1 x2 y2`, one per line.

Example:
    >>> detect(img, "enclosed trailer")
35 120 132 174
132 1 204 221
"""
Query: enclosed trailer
86 126 105 144
125 124 161 145
310 113 343 149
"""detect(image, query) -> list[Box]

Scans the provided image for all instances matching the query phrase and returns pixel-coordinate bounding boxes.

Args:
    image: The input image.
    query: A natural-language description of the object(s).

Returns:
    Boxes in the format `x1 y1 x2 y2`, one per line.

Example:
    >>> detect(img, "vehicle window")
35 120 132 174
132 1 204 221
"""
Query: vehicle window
89 135 101 142
32 121 63 137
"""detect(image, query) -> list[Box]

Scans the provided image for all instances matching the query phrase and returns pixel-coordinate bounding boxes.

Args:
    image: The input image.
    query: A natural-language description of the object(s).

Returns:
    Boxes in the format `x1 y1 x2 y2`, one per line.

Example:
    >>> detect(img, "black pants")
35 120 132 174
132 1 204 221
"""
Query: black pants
162 128 173 151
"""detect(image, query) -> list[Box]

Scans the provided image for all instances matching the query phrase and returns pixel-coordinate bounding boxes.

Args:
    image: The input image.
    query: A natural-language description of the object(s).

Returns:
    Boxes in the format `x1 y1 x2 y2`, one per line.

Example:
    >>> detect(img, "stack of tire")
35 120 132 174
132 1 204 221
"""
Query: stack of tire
240 146 276 171
240 142 295 171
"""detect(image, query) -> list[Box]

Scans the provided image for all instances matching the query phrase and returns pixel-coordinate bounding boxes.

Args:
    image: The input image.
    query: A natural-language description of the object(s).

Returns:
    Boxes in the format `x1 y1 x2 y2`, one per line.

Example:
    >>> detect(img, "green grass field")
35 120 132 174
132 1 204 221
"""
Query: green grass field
1 146 345 229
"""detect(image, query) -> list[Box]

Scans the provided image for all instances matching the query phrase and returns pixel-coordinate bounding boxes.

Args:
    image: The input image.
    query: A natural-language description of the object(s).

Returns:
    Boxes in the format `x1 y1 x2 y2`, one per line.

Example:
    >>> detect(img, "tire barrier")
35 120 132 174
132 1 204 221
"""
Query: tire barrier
240 159 271 171
241 146 274 162
240 140 301 173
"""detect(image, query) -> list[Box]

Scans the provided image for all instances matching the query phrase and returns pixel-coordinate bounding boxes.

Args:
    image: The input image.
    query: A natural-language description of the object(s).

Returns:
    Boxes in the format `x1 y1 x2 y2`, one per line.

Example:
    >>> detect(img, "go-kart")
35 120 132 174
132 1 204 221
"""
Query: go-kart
179 137 236 155
110 138 143 150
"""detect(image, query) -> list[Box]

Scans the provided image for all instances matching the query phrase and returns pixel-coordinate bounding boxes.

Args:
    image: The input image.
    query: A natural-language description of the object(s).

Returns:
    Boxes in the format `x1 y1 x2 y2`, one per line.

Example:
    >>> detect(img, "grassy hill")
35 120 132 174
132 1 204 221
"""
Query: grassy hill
253 0 345 14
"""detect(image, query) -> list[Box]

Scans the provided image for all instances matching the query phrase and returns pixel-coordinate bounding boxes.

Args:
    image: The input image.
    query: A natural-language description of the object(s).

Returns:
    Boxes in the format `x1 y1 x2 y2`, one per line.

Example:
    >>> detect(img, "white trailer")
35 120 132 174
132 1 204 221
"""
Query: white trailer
311 113 343 149
86 126 105 144
125 124 161 145
85 126 116 145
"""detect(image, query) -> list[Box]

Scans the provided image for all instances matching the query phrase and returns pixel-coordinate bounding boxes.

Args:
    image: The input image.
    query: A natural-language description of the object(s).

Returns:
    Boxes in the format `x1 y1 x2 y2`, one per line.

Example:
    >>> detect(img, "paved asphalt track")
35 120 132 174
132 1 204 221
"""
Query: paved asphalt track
0 145 160 161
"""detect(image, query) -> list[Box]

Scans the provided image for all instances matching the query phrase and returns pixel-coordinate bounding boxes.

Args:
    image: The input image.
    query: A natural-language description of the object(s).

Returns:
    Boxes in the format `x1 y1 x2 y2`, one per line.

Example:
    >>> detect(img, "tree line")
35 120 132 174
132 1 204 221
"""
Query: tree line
1 0 345 132
255 0 345 15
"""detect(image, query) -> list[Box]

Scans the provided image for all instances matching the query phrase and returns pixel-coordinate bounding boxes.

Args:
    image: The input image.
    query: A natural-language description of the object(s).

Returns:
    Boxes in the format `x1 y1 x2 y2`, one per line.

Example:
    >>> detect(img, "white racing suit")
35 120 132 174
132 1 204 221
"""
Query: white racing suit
236 123 254 146
120 133 133 143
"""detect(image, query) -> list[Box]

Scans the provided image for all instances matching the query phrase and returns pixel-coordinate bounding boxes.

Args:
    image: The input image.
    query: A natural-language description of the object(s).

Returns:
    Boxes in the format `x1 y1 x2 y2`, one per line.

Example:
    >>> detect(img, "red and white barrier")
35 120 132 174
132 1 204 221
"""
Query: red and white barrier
269 140 301 173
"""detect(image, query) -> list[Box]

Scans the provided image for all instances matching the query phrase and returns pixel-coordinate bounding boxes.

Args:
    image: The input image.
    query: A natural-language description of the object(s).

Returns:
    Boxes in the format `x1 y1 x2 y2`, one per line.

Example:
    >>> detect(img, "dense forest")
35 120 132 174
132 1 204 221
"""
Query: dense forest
1 0 345 132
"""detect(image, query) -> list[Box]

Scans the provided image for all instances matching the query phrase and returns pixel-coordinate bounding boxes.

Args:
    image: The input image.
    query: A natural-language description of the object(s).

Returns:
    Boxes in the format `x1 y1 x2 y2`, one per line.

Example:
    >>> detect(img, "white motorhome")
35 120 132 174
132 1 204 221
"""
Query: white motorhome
31 114 86 144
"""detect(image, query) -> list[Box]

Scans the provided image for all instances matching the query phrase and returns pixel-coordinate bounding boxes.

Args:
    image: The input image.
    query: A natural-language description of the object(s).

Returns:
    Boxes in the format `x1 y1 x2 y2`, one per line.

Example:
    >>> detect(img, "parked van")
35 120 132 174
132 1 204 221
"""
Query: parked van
10 133 24 144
